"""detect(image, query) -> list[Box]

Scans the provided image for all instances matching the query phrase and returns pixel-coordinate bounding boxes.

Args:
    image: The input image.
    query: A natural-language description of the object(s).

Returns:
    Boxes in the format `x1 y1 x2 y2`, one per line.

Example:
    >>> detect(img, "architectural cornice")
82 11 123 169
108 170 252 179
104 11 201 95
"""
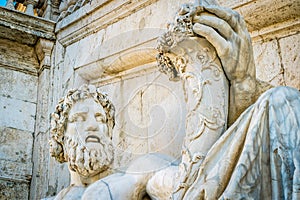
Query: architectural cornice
0 6 55 46
55 0 159 47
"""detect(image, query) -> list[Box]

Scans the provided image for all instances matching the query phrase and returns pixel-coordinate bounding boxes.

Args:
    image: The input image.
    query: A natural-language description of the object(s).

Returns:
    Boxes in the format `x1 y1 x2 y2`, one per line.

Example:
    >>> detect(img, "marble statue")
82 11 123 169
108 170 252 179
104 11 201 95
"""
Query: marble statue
49 84 115 199
49 0 300 199
151 0 300 199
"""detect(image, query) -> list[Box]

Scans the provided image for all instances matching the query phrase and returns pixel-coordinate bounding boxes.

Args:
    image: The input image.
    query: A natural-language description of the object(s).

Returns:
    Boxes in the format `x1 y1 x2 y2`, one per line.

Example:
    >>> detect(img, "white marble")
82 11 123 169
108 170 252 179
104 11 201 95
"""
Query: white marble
49 85 115 199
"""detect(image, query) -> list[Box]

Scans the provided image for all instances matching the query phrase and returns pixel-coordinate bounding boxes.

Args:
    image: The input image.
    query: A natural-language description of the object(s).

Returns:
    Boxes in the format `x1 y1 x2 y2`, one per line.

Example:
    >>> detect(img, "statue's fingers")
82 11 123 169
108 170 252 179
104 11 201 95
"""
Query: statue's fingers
193 23 229 57
203 6 246 32
193 15 236 40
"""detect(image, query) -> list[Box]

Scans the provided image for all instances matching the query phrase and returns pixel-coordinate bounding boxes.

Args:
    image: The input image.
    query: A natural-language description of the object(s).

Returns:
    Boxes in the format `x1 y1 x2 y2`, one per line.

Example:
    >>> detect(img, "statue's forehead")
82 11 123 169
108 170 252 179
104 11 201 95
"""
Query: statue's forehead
69 98 105 114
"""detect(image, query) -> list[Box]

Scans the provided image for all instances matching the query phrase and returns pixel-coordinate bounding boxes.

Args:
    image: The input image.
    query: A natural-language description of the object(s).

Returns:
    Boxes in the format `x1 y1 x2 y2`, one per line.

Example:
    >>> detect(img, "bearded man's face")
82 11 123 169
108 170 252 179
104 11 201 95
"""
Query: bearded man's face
64 98 113 178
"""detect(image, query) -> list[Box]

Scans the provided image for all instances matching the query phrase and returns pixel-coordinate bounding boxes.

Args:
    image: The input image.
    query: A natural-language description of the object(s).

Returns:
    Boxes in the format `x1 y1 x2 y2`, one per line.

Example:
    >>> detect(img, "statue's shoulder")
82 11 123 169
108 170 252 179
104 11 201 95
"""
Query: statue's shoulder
48 186 86 200
259 85 300 101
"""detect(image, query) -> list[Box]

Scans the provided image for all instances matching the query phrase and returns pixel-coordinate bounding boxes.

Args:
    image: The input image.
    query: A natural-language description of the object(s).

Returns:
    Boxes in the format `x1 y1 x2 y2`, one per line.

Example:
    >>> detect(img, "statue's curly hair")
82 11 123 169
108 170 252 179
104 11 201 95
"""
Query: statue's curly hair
49 84 115 163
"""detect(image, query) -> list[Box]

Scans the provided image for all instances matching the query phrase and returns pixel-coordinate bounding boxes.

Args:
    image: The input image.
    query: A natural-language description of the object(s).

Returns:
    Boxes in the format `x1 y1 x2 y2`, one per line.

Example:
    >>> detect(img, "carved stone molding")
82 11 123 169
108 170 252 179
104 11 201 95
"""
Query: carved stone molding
54 0 299 84
0 7 55 76
0 7 55 46
55 0 159 47
57 0 92 21
74 29 160 81
35 38 54 73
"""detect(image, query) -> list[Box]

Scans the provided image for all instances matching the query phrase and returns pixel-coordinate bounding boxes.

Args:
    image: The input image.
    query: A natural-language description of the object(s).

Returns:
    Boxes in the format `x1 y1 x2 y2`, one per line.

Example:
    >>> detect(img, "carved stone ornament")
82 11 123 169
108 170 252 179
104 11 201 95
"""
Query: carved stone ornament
156 3 198 81
57 0 91 21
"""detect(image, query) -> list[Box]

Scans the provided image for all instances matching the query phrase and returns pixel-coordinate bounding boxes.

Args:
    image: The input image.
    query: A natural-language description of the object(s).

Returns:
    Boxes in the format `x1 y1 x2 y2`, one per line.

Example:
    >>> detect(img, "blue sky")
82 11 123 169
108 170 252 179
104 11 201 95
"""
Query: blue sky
0 0 6 6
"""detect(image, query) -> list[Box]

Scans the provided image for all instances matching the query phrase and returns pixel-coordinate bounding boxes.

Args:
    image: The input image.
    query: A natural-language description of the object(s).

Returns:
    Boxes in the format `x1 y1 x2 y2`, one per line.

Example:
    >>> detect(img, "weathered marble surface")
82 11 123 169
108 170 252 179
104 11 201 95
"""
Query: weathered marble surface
0 17 55 199
182 86 300 199
0 66 37 199
153 4 230 195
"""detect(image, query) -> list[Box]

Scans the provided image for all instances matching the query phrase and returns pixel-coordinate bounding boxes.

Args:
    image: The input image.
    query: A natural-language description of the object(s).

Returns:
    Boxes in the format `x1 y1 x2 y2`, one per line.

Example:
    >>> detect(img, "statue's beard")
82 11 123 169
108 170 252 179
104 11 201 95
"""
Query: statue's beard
64 134 114 178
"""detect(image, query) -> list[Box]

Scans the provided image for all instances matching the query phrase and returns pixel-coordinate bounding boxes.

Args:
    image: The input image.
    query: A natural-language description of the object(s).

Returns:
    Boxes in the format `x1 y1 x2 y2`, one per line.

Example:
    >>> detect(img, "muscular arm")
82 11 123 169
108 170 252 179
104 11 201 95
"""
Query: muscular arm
82 173 140 200
192 5 272 125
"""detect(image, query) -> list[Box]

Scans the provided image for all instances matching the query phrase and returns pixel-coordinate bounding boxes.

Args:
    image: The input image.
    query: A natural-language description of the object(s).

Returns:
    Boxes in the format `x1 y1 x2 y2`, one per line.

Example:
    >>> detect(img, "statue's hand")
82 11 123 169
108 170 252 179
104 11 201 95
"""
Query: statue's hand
192 6 271 125
192 5 256 84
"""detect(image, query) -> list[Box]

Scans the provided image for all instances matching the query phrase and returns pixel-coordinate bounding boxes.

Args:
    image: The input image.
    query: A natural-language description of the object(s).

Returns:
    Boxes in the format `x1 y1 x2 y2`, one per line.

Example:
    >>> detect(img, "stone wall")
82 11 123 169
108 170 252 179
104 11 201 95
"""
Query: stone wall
0 7 55 200
0 39 38 199
253 34 300 88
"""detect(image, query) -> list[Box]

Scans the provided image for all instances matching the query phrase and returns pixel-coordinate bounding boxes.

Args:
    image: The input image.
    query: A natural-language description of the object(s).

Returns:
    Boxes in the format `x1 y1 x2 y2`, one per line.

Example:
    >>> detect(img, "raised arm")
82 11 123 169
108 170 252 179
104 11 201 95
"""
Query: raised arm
192 5 272 125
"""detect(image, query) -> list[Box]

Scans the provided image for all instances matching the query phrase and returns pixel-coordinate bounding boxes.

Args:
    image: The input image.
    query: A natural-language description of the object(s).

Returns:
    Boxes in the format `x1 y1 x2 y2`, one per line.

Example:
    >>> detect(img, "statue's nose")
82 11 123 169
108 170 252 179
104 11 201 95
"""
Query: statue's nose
85 114 99 131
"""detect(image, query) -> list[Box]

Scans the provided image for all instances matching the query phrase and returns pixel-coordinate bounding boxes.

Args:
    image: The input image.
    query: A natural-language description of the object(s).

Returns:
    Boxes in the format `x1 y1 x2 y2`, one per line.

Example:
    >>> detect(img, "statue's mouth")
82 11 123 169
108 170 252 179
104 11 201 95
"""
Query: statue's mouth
85 135 100 143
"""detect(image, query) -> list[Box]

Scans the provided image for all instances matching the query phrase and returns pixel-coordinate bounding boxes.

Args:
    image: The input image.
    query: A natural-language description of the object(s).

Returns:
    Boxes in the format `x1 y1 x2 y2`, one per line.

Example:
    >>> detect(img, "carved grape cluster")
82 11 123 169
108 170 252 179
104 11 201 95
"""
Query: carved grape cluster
156 3 204 81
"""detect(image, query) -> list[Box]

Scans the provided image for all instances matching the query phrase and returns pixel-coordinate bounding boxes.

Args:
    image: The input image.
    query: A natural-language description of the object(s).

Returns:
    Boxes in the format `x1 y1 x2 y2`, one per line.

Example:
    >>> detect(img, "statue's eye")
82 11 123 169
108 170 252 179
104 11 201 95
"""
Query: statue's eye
75 115 85 122
69 113 86 123
95 113 106 123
